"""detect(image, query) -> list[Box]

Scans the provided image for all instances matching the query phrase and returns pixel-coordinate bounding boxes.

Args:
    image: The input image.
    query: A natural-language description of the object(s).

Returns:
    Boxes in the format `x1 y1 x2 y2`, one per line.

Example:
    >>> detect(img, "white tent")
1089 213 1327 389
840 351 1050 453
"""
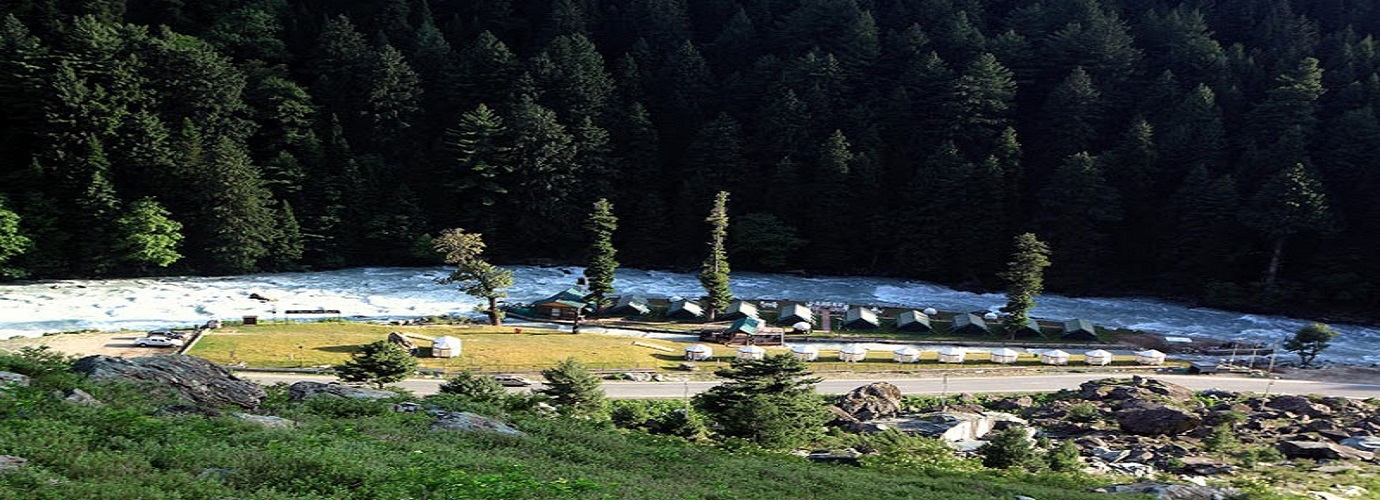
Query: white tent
1084 349 1114 366
1040 349 1070 365
685 344 714 361
989 348 1020 364
790 344 819 361
792 321 813 334
431 336 462 358
922 307 939 316
893 347 921 363
736 345 767 361
938 347 967 364
839 344 868 362
1134 349 1166 365
983 312 1000 321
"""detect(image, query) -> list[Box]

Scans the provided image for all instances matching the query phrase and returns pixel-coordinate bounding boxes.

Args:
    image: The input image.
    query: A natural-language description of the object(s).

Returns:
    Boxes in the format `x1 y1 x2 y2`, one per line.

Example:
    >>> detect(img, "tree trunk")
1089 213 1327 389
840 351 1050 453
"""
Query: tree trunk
487 297 502 326
1263 237 1285 292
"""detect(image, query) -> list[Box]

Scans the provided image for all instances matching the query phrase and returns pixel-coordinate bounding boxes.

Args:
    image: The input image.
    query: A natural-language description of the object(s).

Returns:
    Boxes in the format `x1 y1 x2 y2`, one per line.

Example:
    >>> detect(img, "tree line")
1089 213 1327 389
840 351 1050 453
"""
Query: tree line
2 0 1379 319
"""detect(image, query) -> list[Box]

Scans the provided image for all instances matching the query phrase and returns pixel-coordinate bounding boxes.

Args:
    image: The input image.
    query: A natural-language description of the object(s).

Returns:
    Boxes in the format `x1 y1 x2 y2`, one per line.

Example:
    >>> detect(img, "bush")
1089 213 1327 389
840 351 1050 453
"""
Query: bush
979 426 1042 471
440 371 507 404
1065 402 1100 423
1046 440 1082 472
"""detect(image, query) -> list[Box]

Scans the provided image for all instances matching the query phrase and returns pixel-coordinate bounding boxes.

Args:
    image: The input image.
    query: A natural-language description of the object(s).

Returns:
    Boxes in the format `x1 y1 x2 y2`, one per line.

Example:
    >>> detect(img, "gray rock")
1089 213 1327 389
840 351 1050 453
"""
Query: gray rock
1079 376 1197 403
197 468 231 481
430 411 524 436
1106 462 1157 478
1115 401 1202 436
835 382 904 421
1339 436 1380 453
1266 395 1332 418
287 381 396 401
865 412 1027 442
0 371 31 389
1277 440 1375 461
1014 496 1037 500
0 455 25 473
804 448 863 466
71 355 265 409
387 331 417 352
62 388 103 406
232 413 297 429
1096 481 1242 500
1093 447 1132 463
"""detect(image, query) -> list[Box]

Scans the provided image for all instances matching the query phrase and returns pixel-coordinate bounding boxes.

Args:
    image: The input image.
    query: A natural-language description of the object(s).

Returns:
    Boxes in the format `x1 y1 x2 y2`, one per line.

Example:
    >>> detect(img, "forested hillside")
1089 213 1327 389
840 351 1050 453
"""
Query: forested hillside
1 0 1378 317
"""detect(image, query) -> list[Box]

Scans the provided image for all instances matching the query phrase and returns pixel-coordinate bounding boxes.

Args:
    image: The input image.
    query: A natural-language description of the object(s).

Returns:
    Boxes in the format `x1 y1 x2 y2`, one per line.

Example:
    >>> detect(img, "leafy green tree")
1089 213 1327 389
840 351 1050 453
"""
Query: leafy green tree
1283 323 1338 367
538 357 606 416
334 340 418 389
979 425 1041 471
1242 163 1337 292
0 196 33 278
114 197 183 271
999 233 1052 338
693 354 826 449
583 198 618 306
433 228 514 326
439 371 507 404
698 191 732 321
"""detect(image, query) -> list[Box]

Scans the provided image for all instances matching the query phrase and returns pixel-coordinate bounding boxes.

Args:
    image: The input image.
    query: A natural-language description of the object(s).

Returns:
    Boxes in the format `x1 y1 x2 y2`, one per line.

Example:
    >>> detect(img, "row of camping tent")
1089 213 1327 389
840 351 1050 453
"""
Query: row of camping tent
686 344 1168 366
621 296 1102 340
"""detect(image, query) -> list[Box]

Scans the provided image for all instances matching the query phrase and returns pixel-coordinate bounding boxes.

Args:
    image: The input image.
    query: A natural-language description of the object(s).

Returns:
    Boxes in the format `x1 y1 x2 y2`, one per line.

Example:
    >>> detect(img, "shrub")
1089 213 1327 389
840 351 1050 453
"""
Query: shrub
333 340 419 389
1205 424 1237 452
1046 440 1082 472
1065 402 1100 423
979 426 1042 471
440 371 507 404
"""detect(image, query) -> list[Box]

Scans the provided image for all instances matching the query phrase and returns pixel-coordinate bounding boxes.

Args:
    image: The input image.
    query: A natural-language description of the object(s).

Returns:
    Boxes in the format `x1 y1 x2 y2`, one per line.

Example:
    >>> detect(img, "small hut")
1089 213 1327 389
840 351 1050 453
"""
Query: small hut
776 303 814 326
1040 349 1070 365
1134 349 1166 365
896 310 932 332
723 300 760 320
951 313 990 335
990 348 1020 364
610 295 650 316
844 306 880 330
1061 319 1098 341
790 344 819 361
893 347 921 363
1084 349 1114 366
533 287 591 320
938 347 967 364
736 345 766 361
431 336 462 358
667 299 706 320
1009 318 1044 338
839 344 868 362
721 316 766 345
685 343 714 361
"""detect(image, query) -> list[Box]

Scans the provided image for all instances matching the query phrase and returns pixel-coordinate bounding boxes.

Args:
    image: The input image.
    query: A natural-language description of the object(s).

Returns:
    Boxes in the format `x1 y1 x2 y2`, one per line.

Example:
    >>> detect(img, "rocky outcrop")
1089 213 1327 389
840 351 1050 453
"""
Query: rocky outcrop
0 456 25 473
70 355 265 409
1115 400 1203 436
63 388 103 406
430 411 524 436
1079 376 1197 403
1094 481 1241 500
232 413 297 429
1276 440 1374 461
287 381 397 401
859 411 1026 442
0 371 30 389
834 382 904 421
1265 395 1333 418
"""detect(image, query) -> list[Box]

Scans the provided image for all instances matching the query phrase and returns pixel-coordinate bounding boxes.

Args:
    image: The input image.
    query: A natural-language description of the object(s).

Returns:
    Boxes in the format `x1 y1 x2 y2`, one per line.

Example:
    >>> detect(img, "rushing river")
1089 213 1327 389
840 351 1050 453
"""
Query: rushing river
1 266 1376 364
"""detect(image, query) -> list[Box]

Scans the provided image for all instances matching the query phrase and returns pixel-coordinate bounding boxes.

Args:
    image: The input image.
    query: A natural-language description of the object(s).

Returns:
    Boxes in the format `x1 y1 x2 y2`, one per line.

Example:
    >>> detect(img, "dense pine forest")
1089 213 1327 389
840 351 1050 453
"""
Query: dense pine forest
1 0 1378 318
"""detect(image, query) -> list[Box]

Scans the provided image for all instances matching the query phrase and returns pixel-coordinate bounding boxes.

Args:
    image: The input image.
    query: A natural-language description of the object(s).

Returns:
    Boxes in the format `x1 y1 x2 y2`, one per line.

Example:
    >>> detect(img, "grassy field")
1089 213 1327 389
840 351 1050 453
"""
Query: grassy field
186 321 1170 373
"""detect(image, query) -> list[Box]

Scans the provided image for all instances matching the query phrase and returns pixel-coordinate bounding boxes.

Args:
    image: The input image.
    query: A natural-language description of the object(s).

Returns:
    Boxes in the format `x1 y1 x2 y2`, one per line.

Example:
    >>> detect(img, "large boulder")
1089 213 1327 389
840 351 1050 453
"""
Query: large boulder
1340 436 1380 453
70 355 265 409
1277 440 1375 461
834 382 904 421
861 412 1026 442
387 332 417 352
1080 376 1197 403
1265 395 1332 418
287 381 397 401
1095 481 1241 500
232 413 297 429
1115 400 1202 436
0 371 30 393
431 412 524 436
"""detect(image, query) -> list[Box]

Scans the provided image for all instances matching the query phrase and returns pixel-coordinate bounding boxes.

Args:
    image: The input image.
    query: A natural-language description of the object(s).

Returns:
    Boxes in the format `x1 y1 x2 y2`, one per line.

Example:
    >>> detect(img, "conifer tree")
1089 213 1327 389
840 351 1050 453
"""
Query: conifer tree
583 198 618 306
693 354 826 449
1242 163 1336 292
999 233 1052 338
539 357 606 416
334 340 418 389
699 191 732 321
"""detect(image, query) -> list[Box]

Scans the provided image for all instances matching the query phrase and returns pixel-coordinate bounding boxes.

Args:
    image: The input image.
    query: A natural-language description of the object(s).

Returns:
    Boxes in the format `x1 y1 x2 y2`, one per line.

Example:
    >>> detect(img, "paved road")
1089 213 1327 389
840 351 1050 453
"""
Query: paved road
241 372 1380 399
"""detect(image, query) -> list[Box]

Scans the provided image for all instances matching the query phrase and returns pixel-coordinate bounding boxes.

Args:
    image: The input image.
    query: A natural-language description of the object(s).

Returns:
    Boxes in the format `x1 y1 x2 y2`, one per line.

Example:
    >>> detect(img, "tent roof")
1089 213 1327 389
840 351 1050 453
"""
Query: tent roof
1042 349 1070 357
992 348 1020 356
686 344 713 352
728 316 764 334
893 347 920 355
738 345 766 353
1063 319 1096 332
840 344 868 354
669 299 705 316
433 336 460 347
791 344 819 353
1086 349 1113 357
939 347 966 355
777 303 814 324
612 295 651 313
535 287 591 309
845 307 879 324
1135 349 1165 357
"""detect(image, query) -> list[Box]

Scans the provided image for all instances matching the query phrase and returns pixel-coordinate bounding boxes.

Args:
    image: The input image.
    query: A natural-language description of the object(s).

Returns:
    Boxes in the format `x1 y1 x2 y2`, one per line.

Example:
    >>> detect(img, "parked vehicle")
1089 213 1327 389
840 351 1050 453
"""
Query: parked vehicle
134 337 185 348
148 329 184 339
492 375 535 387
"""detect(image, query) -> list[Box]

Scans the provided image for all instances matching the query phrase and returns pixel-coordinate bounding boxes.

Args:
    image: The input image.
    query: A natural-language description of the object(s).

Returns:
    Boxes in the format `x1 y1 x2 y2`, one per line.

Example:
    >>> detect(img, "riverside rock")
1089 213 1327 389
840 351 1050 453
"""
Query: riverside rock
70 355 265 409
287 381 397 401
835 382 904 421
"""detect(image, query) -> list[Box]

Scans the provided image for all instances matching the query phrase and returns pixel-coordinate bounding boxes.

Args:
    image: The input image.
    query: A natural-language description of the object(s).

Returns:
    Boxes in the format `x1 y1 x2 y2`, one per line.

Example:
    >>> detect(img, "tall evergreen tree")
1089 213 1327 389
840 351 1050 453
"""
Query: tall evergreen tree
195 137 277 274
1242 163 1337 292
699 191 732 321
999 233 1052 338
1037 152 1121 290
538 357 607 417
583 198 618 306
693 354 826 449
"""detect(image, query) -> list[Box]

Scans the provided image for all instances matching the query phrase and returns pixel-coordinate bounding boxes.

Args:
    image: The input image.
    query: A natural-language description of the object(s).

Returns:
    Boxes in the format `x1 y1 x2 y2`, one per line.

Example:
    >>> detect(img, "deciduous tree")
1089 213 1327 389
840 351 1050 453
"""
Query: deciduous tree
1283 322 1337 367
433 228 514 325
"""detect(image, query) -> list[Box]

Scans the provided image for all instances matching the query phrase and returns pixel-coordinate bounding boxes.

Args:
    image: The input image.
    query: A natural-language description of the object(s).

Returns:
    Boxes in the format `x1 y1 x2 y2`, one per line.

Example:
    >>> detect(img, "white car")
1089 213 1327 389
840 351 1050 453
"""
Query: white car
134 337 185 348
492 375 535 387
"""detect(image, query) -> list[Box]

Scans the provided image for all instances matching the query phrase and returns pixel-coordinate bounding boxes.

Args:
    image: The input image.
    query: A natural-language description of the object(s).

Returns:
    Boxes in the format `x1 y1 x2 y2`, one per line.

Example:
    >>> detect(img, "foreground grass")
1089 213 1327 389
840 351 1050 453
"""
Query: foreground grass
0 377 1132 500
186 322 1168 373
